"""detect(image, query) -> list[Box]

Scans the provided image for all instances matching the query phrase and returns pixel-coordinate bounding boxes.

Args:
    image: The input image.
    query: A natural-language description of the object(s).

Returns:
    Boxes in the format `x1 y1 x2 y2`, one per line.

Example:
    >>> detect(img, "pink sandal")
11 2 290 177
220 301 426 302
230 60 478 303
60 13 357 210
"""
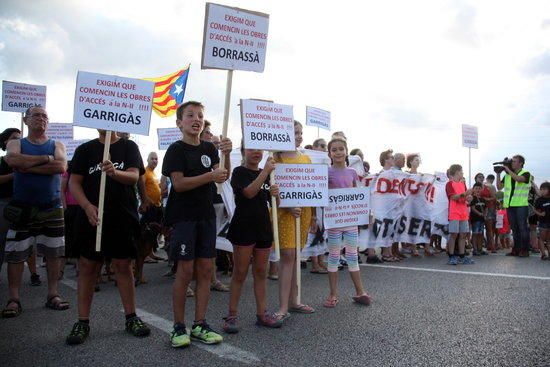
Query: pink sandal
323 298 339 308
352 293 372 306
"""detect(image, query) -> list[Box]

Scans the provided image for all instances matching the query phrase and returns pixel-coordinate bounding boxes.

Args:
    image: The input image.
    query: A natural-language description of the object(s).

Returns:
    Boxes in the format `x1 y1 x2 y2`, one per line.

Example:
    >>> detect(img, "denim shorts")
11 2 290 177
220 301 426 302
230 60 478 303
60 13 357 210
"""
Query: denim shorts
449 220 469 234
471 221 485 234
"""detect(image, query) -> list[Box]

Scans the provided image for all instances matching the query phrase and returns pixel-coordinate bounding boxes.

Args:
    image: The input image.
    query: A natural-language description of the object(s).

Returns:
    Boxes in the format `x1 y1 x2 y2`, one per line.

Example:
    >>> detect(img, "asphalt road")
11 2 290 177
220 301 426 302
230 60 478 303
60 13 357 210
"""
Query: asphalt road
1 251 549 367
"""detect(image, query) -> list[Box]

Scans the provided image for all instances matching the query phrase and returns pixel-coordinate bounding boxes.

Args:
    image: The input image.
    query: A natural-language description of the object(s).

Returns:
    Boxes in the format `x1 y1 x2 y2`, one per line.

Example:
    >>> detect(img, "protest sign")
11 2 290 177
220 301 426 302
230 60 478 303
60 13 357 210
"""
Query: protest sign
157 127 182 150
305 106 330 131
46 123 73 141
65 139 89 160
274 164 328 208
73 71 154 136
202 3 269 72
241 99 295 151
462 124 478 149
2 81 47 113
324 187 370 229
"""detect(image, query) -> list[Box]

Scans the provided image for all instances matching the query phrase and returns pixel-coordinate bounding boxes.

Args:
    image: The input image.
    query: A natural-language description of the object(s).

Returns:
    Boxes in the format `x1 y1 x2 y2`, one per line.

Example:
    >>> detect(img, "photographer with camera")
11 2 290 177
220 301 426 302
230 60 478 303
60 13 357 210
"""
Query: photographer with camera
495 155 532 257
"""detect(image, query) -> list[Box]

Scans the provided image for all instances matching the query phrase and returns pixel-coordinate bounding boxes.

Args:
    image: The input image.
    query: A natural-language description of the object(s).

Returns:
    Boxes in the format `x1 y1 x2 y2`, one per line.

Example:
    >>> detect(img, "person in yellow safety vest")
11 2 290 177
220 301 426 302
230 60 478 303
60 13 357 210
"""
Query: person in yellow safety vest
496 155 532 257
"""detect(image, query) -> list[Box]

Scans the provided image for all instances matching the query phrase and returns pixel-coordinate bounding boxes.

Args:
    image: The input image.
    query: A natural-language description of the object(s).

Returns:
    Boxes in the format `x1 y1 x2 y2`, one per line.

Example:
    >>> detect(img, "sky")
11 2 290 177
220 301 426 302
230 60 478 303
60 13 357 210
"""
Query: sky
0 0 549 184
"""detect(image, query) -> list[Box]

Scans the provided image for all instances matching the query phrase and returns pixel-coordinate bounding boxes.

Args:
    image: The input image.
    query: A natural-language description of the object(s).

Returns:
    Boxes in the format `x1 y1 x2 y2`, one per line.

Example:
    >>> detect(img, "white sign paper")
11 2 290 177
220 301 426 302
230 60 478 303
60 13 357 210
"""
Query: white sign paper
202 3 269 72
46 123 73 141
324 187 370 229
305 106 331 131
241 99 295 151
462 124 478 149
157 127 182 150
274 164 328 208
73 71 154 136
2 81 47 113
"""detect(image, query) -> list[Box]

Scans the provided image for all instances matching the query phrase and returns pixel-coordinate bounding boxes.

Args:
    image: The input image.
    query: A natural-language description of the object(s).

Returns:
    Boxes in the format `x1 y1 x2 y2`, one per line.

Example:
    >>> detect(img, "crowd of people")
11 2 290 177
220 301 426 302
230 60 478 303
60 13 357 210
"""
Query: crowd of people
0 103 548 350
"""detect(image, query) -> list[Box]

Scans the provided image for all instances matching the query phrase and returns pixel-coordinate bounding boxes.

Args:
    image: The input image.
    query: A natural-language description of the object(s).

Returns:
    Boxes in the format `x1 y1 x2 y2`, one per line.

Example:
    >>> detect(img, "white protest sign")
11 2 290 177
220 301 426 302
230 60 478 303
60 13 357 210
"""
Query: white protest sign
274 164 328 208
46 123 73 141
2 81 47 113
157 127 182 150
241 99 295 151
73 71 154 136
306 106 330 131
462 124 478 149
202 3 269 72
65 139 89 161
324 187 370 230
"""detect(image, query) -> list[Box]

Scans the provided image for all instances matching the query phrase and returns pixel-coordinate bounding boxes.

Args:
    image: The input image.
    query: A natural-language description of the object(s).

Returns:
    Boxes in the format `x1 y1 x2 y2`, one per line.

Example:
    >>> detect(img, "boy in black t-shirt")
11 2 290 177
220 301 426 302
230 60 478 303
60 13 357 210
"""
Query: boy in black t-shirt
65 130 150 345
469 182 487 256
162 101 232 348
534 181 550 260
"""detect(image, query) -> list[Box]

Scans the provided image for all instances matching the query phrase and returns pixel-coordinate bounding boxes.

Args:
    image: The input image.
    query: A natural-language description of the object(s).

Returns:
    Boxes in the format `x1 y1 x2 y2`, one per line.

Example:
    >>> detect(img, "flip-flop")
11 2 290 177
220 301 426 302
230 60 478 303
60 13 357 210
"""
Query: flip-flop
310 269 328 274
352 293 372 306
323 298 339 308
2 299 22 318
288 304 315 314
274 312 291 322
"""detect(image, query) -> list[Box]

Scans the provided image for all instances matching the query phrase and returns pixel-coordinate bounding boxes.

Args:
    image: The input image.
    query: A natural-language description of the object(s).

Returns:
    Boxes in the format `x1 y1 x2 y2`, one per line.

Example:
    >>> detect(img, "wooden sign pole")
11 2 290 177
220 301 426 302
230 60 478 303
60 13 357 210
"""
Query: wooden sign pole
95 130 112 251
295 216 301 305
217 70 233 194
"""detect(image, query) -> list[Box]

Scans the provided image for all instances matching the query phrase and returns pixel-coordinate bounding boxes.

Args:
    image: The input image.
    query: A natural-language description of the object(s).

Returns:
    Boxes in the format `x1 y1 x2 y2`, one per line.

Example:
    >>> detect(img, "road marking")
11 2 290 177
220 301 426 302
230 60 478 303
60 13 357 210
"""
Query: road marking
360 264 550 280
60 279 260 365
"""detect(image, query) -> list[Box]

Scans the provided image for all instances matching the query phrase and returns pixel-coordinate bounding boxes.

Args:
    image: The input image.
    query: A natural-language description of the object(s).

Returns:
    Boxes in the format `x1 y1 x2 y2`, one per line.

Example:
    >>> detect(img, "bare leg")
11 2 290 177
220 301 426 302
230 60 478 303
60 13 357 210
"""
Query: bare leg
251 248 270 315
112 259 136 315
45 257 62 298
194 258 214 322
77 257 102 319
228 246 253 315
277 249 295 314
172 260 194 324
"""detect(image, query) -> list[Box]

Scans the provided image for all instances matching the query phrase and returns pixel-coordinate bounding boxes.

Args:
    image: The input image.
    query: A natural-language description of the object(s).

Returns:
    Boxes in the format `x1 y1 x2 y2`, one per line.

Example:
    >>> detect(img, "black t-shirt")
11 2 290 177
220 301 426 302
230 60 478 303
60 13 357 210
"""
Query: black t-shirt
535 197 550 224
0 157 13 199
70 138 142 221
162 140 219 224
469 195 485 222
227 166 273 244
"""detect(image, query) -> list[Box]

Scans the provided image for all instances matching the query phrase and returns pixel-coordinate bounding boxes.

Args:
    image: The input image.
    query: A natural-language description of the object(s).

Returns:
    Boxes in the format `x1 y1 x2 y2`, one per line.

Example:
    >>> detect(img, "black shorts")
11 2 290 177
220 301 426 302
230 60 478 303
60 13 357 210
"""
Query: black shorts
64 205 79 258
74 210 138 262
230 240 272 250
528 214 538 226
169 219 216 261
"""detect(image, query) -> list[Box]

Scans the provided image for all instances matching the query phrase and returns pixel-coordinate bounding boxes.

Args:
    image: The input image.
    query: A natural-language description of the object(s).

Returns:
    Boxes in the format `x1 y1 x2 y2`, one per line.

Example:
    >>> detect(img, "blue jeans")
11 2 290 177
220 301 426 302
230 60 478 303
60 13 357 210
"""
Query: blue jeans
507 206 530 252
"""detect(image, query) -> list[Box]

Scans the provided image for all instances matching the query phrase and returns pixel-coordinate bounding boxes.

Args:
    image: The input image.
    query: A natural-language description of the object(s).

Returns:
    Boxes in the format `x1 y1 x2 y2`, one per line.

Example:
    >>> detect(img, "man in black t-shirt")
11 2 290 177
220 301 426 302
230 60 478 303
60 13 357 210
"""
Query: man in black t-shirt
162 101 232 348
65 130 150 345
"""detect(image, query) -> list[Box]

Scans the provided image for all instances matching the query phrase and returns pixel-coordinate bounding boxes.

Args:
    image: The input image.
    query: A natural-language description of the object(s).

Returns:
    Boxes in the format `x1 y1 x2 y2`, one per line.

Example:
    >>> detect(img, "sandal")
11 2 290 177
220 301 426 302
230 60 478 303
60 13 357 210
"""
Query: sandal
273 312 291 322
310 269 328 274
45 295 70 311
352 293 372 306
288 304 315 314
2 299 22 318
323 298 339 308
381 256 397 262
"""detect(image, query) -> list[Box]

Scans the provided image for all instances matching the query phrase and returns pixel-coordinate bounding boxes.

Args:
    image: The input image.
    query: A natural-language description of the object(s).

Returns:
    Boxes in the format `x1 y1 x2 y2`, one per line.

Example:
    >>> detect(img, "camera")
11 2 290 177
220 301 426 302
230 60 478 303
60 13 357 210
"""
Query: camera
493 157 513 174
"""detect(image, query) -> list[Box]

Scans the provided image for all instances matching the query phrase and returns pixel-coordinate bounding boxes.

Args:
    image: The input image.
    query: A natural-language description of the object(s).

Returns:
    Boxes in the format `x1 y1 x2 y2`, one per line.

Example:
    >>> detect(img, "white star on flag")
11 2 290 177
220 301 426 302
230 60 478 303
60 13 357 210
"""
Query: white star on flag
173 83 183 95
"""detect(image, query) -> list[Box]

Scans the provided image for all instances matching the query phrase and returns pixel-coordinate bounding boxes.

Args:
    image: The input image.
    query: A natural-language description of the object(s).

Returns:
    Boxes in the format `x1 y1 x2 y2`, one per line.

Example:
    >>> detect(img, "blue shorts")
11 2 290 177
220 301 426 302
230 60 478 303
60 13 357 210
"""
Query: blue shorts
538 222 550 231
471 221 485 234
448 220 469 234
168 219 216 261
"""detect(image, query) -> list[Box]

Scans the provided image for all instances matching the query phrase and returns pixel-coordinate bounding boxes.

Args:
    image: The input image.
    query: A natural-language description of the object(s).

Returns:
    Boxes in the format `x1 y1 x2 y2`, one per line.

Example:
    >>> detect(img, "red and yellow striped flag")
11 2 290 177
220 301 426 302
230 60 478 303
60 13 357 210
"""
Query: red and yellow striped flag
144 65 190 118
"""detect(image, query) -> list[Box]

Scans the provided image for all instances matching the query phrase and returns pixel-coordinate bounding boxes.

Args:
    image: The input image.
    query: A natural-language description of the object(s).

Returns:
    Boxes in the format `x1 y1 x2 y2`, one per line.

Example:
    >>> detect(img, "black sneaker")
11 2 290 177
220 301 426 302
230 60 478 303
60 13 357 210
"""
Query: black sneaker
30 273 41 286
66 321 90 345
125 316 151 337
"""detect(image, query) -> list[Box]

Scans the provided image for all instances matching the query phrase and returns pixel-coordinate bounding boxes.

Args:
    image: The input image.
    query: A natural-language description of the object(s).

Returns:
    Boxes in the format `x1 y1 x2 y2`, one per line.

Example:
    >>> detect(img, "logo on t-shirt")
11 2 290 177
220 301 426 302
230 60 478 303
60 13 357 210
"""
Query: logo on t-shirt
201 155 211 168
180 244 186 256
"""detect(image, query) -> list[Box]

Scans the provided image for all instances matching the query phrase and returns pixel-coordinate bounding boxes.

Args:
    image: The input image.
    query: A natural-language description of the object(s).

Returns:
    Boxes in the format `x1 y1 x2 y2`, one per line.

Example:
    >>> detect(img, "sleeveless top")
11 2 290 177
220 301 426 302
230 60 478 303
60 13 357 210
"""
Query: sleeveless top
13 138 61 205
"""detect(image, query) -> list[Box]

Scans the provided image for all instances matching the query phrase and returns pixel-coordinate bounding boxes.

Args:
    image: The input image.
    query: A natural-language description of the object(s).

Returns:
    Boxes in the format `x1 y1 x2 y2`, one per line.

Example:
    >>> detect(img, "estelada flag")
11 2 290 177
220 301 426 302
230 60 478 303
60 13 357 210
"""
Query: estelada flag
144 65 190 118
